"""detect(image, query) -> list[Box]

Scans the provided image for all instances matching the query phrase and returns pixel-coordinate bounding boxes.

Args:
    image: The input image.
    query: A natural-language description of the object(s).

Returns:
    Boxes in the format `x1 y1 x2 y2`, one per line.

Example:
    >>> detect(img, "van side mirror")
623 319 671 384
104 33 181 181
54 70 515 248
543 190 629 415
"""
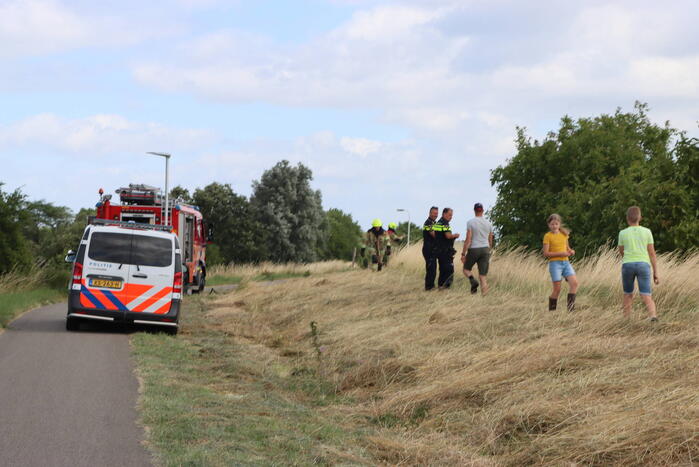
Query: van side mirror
65 250 77 263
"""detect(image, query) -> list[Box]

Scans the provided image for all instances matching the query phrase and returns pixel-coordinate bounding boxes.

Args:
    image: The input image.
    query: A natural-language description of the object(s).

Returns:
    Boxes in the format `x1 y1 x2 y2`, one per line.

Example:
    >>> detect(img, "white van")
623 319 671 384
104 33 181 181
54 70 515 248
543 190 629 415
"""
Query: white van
65 221 182 334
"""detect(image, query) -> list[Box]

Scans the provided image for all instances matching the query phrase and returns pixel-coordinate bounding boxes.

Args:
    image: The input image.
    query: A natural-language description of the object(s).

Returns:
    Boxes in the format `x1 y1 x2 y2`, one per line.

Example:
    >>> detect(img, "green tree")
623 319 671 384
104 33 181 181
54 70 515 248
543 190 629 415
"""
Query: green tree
250 161 325 263
0 183 32 273
319 208 363 260
20 200 73 266
169 186 193 204
490 103 699 253
396 221 422 245
192 182 262 264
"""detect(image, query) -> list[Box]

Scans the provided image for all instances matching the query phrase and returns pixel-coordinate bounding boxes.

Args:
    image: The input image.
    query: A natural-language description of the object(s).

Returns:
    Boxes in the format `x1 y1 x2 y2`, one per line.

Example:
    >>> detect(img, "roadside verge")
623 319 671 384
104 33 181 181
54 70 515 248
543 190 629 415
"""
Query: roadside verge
131 282 373 465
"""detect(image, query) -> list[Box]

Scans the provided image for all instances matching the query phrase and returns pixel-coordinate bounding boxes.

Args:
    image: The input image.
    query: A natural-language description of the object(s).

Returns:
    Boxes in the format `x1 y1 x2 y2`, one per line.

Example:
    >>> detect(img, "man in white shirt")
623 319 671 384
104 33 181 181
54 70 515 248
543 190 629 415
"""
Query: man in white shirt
460 203 494 295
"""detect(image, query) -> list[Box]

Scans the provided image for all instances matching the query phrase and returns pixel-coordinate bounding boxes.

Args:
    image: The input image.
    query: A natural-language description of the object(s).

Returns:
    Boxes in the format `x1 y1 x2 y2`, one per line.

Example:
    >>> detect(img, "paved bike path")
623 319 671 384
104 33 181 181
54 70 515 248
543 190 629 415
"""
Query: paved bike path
0 302 152 467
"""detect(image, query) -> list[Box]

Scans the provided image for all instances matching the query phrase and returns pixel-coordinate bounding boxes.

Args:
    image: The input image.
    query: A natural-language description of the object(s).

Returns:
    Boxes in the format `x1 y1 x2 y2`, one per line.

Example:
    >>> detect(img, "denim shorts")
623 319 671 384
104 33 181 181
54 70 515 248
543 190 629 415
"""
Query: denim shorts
622 262 652 295
549 260 575 282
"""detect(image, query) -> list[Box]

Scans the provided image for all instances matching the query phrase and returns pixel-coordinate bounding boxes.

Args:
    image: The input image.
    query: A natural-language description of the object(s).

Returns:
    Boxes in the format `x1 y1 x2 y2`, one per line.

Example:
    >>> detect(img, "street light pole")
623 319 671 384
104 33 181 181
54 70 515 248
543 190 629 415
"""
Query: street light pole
146 152 171 227
396 208 411 246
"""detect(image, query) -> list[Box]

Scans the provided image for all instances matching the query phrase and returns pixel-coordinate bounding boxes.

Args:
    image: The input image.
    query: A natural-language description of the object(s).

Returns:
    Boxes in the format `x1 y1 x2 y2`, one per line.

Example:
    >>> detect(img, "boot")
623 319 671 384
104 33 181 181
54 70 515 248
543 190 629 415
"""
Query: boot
567 293 576 312
548 297 558 311
469 276 479 295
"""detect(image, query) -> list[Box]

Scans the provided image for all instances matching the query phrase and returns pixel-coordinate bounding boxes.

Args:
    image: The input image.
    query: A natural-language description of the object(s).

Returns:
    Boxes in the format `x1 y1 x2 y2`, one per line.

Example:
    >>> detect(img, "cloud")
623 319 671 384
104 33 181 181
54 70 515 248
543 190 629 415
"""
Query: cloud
340 136 383 157
0 0 90 56
0 113 214 154
132 1 699 138
0 0 179 57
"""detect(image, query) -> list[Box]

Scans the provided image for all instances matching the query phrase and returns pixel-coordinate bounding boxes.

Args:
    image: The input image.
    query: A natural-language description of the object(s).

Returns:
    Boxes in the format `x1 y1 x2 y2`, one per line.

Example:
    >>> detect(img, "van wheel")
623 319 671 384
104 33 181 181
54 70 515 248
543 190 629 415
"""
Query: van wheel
66 318 80 331
164 326 178 336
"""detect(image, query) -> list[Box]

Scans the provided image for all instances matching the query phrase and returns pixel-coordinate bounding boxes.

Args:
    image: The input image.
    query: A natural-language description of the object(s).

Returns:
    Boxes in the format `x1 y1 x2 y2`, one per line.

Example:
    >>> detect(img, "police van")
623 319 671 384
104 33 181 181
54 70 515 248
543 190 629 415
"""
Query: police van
65 219 182 334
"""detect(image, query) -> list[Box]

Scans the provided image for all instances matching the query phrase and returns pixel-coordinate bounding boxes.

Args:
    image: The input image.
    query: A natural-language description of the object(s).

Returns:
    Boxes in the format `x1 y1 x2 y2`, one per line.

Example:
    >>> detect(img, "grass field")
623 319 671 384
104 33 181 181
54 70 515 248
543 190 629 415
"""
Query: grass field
0 269 67 328
135 247 699 465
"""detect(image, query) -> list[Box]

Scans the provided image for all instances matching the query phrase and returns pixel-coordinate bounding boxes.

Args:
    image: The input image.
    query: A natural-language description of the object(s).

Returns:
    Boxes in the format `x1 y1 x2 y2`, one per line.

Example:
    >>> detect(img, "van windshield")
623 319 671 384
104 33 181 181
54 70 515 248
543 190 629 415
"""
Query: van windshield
88 232 172 267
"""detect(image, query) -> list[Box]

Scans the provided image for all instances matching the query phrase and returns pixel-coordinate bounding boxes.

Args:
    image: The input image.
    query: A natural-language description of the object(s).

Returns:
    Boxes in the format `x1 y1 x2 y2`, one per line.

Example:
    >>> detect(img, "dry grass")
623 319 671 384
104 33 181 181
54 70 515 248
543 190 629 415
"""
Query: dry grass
0 267 48 293
208 260 350 282
206 245 699 466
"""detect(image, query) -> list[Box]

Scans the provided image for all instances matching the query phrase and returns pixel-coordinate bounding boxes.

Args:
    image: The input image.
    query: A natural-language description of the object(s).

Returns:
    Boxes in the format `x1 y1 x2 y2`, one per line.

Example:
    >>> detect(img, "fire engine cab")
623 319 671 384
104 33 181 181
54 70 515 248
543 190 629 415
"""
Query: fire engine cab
95 184 209 293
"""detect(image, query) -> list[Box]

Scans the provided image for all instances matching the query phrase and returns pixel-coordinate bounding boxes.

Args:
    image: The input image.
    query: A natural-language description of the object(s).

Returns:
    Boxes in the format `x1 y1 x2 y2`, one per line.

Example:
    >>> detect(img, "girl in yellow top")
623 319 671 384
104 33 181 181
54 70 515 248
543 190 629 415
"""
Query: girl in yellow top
542 213 579 311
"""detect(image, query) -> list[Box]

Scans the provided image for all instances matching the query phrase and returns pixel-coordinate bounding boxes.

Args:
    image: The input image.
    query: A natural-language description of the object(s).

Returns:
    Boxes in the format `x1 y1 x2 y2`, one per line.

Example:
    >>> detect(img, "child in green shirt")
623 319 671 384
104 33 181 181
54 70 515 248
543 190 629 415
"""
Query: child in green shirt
618 206 659 321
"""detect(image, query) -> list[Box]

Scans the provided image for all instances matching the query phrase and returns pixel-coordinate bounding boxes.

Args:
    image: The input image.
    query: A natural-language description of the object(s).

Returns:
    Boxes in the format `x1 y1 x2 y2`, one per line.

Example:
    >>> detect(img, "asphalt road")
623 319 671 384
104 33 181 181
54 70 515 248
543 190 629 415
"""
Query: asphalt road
0 303 152 467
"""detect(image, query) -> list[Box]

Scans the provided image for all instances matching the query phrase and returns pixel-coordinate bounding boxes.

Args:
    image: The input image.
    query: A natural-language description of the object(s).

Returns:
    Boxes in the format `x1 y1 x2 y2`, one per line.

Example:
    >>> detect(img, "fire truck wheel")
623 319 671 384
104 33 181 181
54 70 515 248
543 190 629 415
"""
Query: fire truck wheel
197 275 206 293
66 317 80 331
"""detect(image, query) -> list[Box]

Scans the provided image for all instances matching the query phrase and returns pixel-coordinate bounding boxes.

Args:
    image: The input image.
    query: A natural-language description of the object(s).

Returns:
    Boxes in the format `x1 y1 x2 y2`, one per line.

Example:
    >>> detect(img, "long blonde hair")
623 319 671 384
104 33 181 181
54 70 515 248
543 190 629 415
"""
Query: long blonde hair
547 213 570 236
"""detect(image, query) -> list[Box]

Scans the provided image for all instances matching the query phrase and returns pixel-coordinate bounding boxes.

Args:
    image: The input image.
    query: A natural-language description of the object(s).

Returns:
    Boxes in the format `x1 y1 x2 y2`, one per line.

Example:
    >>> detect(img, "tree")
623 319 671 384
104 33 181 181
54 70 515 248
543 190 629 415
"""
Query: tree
192 182 262 264
319 208 363 260
490 103 699 253
169 186 193 204
20 200 73 266
0 183 32 273
396 221 422 245
250 161 326 263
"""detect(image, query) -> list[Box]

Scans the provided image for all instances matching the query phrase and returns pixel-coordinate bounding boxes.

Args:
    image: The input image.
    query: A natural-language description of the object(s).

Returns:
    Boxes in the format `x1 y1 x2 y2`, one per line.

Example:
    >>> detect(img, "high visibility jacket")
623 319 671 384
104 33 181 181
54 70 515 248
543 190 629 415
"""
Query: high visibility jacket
433 217 455 252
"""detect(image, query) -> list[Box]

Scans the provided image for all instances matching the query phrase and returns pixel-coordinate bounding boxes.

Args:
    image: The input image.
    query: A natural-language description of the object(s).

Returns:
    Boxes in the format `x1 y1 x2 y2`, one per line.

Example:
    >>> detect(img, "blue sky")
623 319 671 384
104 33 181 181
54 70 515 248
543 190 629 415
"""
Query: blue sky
1 0 698 234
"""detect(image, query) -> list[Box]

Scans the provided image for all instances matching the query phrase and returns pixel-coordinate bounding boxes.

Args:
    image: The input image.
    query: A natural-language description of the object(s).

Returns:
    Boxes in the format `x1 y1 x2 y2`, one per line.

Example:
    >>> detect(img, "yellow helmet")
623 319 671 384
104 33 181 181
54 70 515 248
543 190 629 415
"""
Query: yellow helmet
372 218 382 228
388 222 397 229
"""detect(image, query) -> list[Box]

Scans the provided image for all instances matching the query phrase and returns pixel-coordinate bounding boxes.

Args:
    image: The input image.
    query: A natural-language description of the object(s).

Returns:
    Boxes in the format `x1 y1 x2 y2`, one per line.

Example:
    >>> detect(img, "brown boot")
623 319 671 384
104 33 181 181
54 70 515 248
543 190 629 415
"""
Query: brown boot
548 297 557 311
567 293 576 312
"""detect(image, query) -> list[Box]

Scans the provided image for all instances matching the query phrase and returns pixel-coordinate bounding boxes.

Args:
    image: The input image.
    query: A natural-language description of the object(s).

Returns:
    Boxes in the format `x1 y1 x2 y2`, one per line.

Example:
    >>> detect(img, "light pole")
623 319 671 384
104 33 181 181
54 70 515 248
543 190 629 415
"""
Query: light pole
146 152 171 227
396 208 411 246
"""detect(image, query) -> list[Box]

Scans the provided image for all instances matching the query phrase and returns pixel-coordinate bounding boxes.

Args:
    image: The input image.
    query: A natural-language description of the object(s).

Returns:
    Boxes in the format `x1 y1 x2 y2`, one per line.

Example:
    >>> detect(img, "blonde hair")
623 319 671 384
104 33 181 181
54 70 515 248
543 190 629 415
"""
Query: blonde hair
547 213 570 236
627 206 641 223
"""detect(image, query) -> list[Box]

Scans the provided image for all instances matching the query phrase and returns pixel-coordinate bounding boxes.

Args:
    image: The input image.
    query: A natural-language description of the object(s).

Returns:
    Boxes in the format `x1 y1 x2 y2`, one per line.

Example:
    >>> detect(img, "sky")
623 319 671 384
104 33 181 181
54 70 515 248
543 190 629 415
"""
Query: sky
1 0 698 234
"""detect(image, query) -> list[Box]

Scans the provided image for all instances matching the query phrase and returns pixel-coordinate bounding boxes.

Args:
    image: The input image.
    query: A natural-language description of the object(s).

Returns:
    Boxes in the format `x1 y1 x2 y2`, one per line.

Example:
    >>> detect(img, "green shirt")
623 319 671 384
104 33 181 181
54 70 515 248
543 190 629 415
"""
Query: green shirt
618 226 654 264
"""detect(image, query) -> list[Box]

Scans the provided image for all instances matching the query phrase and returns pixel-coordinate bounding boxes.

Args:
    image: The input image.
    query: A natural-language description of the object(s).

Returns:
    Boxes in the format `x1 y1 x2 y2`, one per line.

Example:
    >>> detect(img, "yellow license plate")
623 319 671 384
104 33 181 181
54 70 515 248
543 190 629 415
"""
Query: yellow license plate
89 279 122 289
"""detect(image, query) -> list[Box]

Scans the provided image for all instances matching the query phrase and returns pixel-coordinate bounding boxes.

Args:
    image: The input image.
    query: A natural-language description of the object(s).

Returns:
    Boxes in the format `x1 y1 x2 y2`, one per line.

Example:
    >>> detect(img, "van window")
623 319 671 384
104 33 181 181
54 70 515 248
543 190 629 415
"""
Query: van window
88 232 132 264
88 232 172 267
132 236 172 267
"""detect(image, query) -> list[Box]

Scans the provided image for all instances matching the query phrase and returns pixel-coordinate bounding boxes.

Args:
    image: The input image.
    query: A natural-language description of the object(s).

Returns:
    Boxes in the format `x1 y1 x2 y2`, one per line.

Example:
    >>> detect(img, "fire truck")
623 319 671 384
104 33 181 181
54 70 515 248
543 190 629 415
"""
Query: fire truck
95 184 209 293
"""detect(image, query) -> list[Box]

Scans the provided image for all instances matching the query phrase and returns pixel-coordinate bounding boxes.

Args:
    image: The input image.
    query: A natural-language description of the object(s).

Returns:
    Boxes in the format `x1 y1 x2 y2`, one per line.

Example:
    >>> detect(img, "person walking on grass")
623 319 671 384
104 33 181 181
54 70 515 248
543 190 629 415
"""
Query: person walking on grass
542 214 579 311
618 206 659 322
363 219 388 271
422 206 439 290
433 208 460 289
460 203 494 295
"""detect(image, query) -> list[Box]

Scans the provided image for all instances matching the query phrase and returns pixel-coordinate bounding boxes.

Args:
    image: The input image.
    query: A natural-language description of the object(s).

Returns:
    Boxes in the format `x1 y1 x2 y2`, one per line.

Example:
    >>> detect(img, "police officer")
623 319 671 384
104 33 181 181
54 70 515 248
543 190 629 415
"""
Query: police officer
422 206 439 290
364 219 388 271
433 207 460 289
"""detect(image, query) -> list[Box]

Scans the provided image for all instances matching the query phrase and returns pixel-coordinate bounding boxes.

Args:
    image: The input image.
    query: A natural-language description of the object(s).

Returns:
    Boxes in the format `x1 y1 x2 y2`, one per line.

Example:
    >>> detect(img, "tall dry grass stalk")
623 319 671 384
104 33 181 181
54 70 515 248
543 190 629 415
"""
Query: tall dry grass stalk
208 260 350 281
206 246 699 466
0 267 48 294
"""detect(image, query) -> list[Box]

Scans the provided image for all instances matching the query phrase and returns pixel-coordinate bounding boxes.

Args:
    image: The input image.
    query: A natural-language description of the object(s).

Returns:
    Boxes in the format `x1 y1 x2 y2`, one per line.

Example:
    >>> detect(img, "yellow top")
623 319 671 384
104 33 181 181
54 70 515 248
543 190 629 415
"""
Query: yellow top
543 232 568 262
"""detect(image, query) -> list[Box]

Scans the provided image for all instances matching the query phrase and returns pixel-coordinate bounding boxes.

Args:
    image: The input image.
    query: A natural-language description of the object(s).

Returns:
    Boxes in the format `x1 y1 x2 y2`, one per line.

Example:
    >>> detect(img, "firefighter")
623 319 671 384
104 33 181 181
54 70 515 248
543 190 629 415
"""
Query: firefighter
384 222 405 266
423 206 439 290
433 207 460 289
363 219 388 271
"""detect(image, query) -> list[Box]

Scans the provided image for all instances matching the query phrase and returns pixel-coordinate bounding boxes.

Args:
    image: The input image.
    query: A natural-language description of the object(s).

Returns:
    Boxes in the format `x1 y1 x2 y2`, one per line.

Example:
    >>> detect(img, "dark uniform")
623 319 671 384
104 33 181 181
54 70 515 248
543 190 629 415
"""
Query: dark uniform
422 218 437 290
433 217 456 288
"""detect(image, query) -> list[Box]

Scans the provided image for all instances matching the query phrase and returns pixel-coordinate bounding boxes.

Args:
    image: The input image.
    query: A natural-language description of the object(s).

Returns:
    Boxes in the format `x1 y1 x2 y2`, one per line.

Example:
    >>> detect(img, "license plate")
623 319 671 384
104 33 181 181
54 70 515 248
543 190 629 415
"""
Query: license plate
89 279 122 289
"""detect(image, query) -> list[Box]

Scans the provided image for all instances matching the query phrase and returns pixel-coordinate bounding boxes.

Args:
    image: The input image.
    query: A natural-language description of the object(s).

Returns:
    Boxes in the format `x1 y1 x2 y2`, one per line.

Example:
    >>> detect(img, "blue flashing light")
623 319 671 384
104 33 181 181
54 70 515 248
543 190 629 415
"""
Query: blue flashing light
95 202 102 208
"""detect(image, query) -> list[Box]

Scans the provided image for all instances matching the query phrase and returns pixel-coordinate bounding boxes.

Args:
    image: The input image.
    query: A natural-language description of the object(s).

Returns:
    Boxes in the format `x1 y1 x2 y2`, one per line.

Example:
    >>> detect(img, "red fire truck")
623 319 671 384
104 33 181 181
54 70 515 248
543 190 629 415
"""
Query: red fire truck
95 184 209 293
